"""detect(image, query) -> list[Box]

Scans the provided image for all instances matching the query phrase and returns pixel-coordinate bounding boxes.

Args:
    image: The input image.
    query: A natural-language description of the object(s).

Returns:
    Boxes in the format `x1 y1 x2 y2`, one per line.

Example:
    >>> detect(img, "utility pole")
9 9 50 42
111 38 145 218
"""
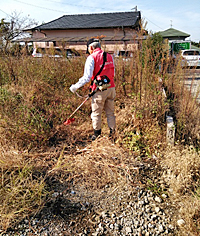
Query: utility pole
131 6 137 11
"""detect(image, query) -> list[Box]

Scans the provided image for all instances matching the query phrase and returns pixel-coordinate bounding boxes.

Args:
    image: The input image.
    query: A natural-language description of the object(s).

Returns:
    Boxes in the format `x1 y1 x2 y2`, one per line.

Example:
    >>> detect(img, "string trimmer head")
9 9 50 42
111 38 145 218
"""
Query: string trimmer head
63 118 75 125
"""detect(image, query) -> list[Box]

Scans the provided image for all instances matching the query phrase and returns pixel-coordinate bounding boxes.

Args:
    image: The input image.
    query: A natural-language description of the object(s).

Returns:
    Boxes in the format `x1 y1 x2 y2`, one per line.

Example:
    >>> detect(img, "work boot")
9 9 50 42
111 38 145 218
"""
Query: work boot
91 129 101 141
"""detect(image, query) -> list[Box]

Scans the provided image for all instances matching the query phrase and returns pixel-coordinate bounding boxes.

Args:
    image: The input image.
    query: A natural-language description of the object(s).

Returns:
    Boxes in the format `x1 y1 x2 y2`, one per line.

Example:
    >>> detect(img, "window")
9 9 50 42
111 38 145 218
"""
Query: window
183 50 200 56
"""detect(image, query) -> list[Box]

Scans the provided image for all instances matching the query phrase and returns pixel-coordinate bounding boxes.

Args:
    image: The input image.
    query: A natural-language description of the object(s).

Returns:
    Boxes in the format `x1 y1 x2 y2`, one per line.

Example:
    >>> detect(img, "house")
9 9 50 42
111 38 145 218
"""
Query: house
157 27 193 54
158 27 200 52
158 28 190 40
158 27 190 41
23 11 143 55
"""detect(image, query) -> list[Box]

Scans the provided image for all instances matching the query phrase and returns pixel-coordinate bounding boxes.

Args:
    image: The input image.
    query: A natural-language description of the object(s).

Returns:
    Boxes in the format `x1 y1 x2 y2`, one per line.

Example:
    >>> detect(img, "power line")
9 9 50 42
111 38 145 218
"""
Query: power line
42 0 108 10
13 0 68 14
0 8 12 17
12 0 111 13
139 9 163 31
3 1 164 32
142 13 163 31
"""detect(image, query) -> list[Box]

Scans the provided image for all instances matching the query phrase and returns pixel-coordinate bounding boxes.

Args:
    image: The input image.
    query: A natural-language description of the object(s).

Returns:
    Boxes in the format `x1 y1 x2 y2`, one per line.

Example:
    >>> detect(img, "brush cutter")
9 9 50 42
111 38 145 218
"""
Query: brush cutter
64 82 111 126
63 88 98 125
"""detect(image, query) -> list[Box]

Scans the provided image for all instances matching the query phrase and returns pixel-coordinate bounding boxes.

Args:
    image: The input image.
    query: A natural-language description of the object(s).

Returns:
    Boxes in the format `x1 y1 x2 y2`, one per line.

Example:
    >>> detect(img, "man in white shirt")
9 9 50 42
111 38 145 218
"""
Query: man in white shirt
69 38 116 140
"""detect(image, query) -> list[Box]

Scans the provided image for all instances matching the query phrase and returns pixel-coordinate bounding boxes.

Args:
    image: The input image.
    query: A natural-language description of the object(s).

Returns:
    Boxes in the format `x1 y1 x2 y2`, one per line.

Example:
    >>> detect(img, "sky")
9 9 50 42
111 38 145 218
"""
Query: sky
0 0 200 42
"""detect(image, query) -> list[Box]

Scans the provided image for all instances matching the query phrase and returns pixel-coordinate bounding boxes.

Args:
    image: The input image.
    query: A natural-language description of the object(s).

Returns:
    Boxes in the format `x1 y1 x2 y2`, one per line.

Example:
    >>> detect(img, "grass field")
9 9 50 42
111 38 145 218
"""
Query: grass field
0 36 200 235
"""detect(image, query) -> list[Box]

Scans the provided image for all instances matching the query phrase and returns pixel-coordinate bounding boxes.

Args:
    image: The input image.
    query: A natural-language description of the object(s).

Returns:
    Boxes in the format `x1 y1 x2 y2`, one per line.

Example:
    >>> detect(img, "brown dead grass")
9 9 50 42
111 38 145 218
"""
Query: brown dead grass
0 40 200 234
161 146 200 195
161 146 200 235
0 143 47 231
48 136 135 189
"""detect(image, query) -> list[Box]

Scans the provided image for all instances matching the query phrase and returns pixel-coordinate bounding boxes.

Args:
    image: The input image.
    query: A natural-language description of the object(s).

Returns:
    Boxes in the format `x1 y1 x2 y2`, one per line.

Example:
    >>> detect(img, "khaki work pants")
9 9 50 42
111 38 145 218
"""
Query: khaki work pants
91 87 116 131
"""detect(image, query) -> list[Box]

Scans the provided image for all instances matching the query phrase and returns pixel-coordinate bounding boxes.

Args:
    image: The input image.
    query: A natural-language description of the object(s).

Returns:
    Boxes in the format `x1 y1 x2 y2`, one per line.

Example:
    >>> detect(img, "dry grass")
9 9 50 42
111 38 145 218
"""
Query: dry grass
48 137 133 189
116 95 166 157
176 195 200 236
0 36 200 234
161 146 200 235
161 146 200 195
0 144 47 231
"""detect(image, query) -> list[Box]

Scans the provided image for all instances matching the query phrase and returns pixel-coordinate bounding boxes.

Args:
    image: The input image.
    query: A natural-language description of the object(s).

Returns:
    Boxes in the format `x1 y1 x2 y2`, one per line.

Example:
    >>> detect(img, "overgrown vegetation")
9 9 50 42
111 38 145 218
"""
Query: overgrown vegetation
0 34 200 235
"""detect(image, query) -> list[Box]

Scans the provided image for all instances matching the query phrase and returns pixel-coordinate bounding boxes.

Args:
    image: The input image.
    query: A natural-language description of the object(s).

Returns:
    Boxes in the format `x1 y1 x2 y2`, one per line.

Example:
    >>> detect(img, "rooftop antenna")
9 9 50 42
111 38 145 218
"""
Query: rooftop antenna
170 20 173 28
131 6 137 11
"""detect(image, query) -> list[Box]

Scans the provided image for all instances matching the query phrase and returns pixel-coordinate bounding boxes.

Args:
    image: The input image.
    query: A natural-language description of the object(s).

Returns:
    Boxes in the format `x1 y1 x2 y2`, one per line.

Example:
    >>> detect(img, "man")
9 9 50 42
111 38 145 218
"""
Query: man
69 38 116 140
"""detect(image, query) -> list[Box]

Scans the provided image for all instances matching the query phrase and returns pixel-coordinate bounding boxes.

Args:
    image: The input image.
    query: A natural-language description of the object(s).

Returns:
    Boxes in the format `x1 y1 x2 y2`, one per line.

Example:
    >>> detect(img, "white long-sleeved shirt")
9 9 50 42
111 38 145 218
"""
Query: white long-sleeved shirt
75 55 94 89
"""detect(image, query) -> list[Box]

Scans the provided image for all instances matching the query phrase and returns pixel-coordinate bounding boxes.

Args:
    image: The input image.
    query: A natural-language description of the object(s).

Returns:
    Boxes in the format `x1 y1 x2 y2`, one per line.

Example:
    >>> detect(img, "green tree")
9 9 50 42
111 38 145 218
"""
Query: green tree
142 32 165 71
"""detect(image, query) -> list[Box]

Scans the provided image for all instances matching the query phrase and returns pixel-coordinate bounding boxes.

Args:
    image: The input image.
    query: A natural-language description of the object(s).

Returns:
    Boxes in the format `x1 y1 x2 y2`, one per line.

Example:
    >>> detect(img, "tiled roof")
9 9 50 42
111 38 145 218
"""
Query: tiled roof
33 11 141 30
158 28 190 38
14 35 138 43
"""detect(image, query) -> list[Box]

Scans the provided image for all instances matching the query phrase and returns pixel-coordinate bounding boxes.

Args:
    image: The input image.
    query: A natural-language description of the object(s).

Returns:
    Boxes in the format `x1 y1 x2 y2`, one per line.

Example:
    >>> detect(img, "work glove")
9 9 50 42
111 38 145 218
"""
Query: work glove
69 84 78 93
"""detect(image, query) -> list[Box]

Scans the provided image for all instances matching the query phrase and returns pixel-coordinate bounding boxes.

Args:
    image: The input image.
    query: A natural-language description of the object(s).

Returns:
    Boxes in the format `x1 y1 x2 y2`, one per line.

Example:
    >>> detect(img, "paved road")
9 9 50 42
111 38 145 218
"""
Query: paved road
184 69 200 104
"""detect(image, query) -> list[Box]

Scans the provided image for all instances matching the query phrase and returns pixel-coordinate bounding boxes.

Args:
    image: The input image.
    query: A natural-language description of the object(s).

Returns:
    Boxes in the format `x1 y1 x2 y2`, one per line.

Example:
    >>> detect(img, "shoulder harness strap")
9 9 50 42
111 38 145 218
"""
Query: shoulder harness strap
90 52 107 89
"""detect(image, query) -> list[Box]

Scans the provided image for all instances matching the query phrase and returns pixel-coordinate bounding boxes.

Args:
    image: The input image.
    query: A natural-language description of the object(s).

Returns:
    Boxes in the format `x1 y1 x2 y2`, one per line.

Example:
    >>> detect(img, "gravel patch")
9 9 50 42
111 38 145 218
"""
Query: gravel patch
2 184 177 236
